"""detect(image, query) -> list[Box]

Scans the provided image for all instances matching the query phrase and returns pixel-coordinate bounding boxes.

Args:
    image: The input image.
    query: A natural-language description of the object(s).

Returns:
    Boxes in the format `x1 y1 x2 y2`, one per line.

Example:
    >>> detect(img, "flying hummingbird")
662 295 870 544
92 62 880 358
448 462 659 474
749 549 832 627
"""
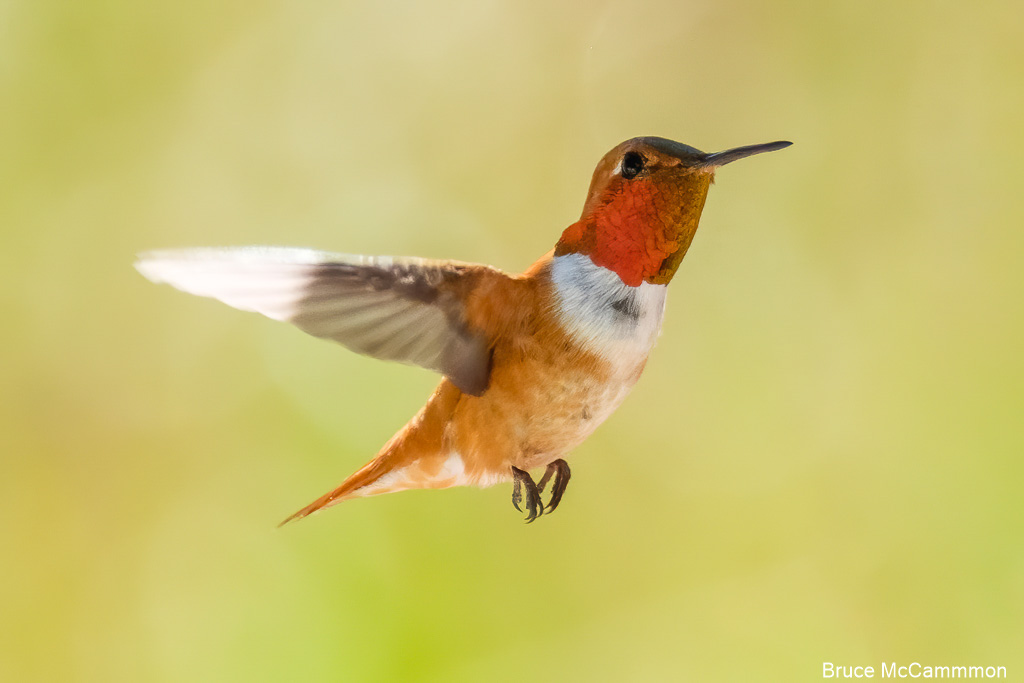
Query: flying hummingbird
136 136 791 524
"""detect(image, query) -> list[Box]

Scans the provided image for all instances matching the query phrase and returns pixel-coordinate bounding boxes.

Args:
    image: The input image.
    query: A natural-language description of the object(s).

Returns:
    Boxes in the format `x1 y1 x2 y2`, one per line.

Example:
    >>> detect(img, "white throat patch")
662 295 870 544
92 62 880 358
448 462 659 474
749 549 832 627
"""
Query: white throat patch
549 253 667 361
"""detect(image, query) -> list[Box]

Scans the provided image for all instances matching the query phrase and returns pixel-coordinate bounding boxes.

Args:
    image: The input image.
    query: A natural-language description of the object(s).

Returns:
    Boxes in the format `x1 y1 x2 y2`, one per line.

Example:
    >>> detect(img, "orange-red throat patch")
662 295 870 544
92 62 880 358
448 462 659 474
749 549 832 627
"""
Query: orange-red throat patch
555 171 712 287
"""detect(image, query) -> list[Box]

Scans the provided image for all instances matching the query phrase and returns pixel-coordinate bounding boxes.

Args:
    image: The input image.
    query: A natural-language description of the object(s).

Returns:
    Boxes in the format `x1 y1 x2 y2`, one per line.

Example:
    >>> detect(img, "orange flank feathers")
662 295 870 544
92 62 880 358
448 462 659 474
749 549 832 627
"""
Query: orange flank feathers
136 136 791 523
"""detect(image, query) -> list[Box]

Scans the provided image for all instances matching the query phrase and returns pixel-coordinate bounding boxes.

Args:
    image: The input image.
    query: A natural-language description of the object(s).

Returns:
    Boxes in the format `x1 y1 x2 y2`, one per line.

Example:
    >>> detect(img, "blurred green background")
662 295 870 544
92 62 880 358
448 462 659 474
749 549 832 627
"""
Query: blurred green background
3 0 1023 680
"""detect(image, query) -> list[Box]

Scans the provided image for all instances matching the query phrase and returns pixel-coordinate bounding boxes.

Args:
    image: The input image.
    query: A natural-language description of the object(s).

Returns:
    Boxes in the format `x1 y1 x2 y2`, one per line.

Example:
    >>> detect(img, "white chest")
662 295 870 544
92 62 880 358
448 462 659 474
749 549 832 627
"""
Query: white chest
549 253 667 372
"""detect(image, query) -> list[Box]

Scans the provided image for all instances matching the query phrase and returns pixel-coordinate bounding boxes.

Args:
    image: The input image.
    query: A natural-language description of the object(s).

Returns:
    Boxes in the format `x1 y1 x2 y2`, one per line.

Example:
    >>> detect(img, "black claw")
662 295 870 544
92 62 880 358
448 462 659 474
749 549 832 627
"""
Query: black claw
511 466 543 523
511 462 572 521
544 459 571 513
527 482 543 523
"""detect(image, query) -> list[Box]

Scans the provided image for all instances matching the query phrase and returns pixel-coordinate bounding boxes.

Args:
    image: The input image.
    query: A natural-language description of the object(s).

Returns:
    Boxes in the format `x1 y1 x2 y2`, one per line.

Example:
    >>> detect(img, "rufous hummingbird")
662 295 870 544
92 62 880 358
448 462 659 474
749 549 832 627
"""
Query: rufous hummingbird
136 136 791 523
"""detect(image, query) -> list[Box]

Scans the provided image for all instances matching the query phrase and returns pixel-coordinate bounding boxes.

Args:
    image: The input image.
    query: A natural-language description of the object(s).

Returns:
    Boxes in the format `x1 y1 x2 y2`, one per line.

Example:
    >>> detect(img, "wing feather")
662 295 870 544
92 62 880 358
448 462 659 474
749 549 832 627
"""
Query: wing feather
135 246 497 395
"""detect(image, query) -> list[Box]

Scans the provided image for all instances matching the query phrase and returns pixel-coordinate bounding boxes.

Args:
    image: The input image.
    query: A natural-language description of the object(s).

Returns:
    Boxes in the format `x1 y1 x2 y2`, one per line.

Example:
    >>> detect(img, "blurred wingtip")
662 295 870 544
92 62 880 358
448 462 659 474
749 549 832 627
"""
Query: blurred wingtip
134 252 166 283
134 249 195 283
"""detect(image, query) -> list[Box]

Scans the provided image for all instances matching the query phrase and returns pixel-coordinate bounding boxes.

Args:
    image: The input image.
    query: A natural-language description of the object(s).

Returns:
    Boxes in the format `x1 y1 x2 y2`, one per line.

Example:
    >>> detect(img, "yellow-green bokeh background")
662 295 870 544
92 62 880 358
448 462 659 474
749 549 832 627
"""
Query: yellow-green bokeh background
3 1 1023 680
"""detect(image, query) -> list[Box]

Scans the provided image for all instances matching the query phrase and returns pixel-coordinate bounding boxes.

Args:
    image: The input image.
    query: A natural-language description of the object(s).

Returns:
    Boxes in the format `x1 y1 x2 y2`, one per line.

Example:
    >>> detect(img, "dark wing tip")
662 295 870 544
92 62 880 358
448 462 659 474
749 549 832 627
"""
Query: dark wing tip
442 335 493 397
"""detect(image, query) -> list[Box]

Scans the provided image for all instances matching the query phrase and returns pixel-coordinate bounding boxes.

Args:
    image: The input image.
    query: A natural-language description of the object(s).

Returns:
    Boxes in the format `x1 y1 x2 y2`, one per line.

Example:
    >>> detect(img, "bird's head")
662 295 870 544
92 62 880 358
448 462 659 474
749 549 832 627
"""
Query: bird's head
555 137 791 287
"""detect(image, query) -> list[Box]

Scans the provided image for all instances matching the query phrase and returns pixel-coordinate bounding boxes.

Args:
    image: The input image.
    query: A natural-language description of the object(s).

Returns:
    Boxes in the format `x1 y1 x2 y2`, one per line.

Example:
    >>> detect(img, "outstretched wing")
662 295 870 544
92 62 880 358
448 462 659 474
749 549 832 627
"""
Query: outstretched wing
135 246 497 395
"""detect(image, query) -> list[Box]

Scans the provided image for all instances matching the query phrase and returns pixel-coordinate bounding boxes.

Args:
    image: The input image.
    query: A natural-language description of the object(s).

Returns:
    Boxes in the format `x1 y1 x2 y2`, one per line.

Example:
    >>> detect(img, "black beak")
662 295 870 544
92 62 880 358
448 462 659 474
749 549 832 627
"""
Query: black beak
701 140 792 168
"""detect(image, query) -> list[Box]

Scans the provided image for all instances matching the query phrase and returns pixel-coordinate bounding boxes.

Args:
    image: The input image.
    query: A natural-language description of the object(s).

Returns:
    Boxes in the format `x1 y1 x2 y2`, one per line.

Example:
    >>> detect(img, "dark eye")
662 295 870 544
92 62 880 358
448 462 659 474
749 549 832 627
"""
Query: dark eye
621 151 645 179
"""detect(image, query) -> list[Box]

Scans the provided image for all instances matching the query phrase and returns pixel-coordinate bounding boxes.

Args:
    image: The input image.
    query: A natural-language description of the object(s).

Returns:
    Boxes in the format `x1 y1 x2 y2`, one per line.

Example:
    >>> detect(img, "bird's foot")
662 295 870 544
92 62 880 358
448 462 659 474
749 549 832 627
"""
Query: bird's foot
537 459 571 513
511 466 544 523
511 460 572 521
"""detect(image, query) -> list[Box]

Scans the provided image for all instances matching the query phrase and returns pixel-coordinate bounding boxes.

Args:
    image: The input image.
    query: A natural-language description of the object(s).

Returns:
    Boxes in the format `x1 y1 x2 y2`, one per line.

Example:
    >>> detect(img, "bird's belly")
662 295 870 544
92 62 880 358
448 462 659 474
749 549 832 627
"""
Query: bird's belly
515 364 643 470
452 340 651 476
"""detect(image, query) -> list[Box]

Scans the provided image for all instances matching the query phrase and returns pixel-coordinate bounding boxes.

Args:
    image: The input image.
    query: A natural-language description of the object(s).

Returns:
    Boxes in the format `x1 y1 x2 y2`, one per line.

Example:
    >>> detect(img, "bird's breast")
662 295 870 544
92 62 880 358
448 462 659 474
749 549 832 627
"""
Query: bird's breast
508 253 667 467
548 252 667 365
445 253 669 474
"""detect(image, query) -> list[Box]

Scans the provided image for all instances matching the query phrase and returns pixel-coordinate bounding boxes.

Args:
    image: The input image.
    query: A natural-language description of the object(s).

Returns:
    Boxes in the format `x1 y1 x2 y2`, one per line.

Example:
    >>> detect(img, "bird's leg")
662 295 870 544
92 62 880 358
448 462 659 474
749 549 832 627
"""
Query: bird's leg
536 463 555 494
537 459 571 513
510 466 543 523
511 469 524 512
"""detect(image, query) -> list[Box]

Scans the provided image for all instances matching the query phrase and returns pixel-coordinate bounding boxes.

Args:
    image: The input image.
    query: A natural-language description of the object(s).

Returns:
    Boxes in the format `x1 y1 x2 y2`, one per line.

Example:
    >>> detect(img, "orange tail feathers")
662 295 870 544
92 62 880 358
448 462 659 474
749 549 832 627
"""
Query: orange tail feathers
279 381 462 527
278 455 395 527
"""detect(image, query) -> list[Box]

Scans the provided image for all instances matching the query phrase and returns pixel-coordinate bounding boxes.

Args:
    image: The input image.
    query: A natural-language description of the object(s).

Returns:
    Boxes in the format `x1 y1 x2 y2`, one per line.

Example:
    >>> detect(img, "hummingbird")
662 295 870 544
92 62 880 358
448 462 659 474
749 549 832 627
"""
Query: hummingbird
136 136 791 524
